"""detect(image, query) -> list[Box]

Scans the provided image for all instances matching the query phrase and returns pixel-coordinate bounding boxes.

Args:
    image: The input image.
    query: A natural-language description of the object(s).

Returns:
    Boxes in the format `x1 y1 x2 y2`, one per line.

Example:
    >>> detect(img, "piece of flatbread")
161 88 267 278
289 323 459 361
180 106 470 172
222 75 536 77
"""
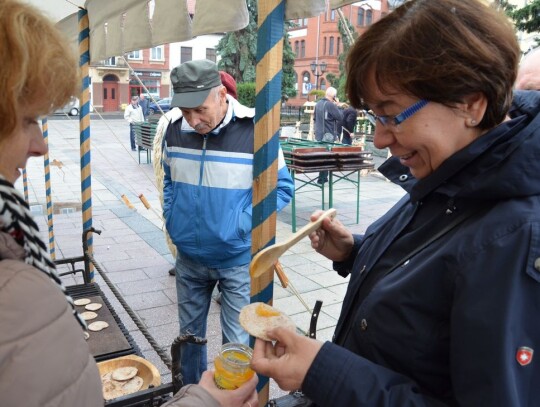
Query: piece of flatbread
85 302 103 311
80 311 98 320
88 321 109 331
239 302 296 341
102 372 144 400
112 366 138 381
74 298 91 306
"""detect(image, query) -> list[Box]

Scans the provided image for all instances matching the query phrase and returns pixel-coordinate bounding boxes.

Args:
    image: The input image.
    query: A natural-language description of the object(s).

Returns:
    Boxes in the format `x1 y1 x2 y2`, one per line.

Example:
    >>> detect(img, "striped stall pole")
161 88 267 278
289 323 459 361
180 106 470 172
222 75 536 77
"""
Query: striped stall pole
42 118 56 260
22 168 29 204
252 0 285 402
79 8 94 281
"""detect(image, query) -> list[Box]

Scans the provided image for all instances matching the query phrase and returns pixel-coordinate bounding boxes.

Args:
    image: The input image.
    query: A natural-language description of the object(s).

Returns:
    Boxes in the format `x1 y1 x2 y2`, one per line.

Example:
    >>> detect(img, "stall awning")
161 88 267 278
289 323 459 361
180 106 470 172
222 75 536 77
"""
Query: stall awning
22 0 372 63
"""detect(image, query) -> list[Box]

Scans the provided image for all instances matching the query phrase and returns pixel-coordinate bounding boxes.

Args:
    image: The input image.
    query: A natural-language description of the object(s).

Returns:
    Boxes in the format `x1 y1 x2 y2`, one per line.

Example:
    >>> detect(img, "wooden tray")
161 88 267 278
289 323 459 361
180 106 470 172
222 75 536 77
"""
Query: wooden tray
97 355 161 400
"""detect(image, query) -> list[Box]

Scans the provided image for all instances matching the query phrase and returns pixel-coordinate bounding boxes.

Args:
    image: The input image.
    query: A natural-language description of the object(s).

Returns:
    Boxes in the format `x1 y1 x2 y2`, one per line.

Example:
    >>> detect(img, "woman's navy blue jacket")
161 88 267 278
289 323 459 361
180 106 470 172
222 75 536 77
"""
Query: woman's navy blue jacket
303 91 540 406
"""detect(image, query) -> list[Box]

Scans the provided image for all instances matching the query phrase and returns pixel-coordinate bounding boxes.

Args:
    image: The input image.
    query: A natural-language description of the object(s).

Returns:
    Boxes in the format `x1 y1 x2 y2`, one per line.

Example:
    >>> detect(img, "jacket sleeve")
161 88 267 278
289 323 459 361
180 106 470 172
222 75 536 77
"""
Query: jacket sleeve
276 147 294 212
302 342 447 407
161 384 220 407
328 103 344 124
333 234 363 277
124 106 132 123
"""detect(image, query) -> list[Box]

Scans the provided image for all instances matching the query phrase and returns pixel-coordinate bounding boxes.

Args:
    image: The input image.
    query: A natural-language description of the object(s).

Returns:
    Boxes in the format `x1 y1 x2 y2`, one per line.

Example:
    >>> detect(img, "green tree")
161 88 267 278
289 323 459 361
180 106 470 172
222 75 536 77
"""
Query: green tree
335 11 359 102
496 0 540 47
216 0 297 99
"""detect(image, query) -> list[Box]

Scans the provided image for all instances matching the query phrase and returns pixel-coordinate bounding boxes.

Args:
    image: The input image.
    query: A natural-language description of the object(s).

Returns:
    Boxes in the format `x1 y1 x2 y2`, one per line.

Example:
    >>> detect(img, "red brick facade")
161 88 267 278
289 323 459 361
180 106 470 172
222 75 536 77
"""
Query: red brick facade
287 1 389 107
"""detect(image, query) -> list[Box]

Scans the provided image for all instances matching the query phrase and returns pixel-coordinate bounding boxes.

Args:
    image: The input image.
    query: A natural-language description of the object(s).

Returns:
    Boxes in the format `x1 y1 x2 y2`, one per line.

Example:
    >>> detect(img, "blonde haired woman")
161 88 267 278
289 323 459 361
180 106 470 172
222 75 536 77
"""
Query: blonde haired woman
0 1 257 406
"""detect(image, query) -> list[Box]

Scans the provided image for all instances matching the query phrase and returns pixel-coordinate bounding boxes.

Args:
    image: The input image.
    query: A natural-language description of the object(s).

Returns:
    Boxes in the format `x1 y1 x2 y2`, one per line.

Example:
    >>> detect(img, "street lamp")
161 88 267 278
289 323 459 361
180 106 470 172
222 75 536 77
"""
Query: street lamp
310 61 327 90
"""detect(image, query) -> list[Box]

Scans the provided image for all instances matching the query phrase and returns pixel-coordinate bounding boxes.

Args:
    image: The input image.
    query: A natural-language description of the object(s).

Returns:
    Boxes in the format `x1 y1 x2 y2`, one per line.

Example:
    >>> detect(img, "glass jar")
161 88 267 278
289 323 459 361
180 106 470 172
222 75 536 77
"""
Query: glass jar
213 343 255 390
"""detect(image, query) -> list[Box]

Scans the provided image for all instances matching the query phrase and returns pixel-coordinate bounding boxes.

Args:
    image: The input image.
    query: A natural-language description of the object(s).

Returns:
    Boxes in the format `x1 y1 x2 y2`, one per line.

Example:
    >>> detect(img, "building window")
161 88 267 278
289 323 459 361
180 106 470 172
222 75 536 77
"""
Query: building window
323 37 327 55
150 46 164 61
294 41 299 57
104 57 116 66
337 38 341 55
330 10 336 20
320 78 326 91
300 40 305 58
206 48 216 62
127 50 142 59
366 10 373 25
357 8 365 26
181 46 192 63
303 18 308 26
329 37 334 56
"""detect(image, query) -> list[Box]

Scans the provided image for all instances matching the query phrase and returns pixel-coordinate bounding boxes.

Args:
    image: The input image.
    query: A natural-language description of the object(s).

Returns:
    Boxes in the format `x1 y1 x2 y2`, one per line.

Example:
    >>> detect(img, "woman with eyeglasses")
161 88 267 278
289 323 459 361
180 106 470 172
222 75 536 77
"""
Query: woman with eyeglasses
251 0 540 405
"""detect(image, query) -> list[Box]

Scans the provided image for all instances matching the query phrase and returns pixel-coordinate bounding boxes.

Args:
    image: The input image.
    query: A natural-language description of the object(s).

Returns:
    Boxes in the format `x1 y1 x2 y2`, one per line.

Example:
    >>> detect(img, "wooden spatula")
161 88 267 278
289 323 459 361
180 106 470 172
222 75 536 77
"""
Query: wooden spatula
250 208 337 278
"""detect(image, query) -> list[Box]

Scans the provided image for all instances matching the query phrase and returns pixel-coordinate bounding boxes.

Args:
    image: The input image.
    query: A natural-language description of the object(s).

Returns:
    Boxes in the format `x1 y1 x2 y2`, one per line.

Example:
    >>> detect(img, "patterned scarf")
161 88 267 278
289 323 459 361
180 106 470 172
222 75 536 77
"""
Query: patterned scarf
0 175 86 330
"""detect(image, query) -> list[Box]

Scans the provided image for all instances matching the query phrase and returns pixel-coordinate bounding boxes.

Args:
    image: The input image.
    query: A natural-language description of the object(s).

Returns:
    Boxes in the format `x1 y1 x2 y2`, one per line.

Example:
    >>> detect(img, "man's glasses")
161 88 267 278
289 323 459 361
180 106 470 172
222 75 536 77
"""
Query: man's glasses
366 99 429 127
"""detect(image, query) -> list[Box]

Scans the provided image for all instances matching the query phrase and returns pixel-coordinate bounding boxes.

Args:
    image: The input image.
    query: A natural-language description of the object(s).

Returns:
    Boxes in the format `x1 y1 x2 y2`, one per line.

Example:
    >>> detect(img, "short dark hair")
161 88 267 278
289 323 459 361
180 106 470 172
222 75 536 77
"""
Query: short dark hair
346 0 520 129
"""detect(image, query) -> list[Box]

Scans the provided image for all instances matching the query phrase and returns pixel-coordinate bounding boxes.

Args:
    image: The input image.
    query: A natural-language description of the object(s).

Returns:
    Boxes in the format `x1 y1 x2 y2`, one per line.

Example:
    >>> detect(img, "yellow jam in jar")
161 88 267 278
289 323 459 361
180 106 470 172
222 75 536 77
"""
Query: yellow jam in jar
214 343 255 390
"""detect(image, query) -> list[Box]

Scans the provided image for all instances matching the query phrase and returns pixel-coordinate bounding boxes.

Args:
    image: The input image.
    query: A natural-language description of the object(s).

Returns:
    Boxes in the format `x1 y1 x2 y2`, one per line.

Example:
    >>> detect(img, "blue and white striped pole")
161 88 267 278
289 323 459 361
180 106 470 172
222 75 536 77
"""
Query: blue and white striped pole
42 118 56 260
79 8 93 281
251 0 285 402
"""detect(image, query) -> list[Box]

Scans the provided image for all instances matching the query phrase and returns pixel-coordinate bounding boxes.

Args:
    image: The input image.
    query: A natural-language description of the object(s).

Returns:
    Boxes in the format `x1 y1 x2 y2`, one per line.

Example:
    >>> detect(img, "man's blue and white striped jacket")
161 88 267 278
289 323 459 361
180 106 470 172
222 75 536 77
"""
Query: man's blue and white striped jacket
162 98 294 268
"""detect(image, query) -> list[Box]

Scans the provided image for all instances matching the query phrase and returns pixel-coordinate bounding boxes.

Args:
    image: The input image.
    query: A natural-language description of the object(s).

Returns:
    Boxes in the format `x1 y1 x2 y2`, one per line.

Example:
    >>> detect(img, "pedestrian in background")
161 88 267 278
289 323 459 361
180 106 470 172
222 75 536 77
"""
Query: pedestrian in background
252 0 540 405
340 104 357 145
124 95 144 151
314 86 343 183
139 93 149 120
161 59 293 386
219 71 238 100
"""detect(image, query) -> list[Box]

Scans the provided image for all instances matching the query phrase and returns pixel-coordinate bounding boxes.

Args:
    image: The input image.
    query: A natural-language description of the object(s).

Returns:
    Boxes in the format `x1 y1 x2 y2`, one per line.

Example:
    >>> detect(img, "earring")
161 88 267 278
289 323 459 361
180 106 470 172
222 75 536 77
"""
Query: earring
470 119 477 126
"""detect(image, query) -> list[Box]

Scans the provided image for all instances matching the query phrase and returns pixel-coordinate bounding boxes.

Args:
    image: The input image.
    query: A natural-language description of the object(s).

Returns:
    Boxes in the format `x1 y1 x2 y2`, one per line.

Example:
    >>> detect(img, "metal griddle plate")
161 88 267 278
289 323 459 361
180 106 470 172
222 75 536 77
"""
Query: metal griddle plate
68 284 137 362
76 295 131 360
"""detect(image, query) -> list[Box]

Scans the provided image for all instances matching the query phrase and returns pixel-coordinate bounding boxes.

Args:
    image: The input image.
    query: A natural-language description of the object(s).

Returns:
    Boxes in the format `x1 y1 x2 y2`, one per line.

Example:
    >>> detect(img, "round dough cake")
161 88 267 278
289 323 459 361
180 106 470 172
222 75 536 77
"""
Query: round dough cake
85 302 103 311
112 367 138 381
80 311 98 320
74 298 91 306
88 321 109 331
239 302 296 341
101 371 144 400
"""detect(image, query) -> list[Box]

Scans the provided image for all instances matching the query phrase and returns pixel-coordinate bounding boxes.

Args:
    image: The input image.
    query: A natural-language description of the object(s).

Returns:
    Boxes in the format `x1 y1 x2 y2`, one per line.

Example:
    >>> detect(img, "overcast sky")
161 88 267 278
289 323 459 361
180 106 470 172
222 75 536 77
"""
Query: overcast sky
23 0 83 22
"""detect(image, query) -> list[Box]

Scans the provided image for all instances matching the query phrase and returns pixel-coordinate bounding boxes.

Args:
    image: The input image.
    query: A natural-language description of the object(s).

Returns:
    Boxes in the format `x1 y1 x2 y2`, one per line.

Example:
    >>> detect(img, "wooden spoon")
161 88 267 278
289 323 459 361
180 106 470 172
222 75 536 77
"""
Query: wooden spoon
250 208 337 278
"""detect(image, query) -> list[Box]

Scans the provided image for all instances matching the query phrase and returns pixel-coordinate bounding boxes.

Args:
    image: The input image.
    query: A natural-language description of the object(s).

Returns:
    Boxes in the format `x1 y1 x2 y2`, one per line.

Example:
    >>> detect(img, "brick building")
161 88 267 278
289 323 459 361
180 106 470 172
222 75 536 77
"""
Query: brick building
89 45 171 113
287 0 390 107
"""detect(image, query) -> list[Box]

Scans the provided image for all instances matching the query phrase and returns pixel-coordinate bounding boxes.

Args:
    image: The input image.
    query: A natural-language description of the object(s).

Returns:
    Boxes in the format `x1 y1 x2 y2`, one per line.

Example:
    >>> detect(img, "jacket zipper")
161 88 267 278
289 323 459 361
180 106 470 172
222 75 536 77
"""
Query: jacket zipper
195 135 207 251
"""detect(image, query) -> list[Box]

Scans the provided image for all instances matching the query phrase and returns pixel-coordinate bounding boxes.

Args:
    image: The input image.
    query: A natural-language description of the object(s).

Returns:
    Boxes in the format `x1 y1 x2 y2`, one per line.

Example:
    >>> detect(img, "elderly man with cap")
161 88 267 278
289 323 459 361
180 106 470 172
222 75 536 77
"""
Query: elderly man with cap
161 59 294 385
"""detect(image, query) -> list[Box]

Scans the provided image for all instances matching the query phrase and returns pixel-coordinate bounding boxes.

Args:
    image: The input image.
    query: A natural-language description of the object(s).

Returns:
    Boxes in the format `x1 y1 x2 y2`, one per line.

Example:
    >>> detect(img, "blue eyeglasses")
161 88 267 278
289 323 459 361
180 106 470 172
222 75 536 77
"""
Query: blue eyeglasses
367 99 429 127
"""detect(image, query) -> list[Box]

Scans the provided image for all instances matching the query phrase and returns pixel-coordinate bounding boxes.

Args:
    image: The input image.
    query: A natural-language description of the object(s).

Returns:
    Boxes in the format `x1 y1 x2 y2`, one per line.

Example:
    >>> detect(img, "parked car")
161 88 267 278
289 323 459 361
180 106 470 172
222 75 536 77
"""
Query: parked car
54 96 80 116
148 97 172 115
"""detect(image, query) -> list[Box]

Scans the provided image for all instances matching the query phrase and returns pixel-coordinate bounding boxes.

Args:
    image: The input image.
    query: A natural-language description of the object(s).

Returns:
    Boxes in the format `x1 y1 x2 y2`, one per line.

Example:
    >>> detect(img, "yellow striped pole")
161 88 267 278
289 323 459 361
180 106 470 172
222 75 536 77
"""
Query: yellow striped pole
42 118 56 260
79 9 94 281
252 0 285 403
22 168 29 204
